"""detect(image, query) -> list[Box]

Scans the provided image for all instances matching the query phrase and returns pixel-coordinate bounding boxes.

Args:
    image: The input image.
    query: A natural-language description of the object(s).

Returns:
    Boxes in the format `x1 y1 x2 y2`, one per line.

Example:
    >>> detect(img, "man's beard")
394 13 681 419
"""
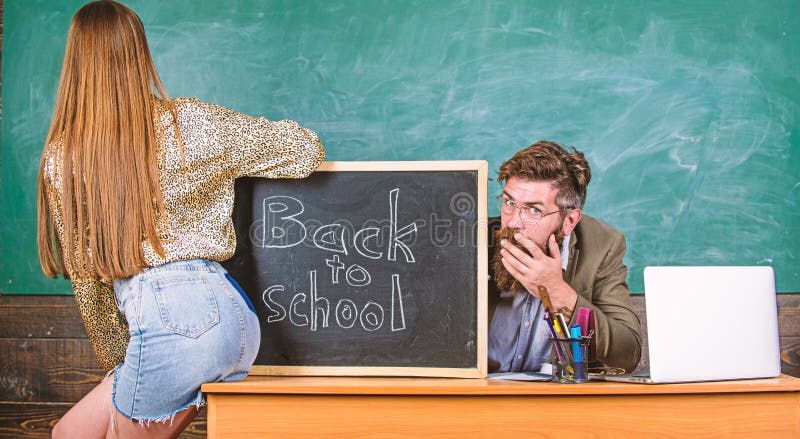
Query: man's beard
491 226 565 295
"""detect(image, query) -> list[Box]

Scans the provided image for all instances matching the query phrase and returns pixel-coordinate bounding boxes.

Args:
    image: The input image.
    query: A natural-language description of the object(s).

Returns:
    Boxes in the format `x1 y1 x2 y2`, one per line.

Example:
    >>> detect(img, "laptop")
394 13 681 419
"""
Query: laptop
596 266 781 384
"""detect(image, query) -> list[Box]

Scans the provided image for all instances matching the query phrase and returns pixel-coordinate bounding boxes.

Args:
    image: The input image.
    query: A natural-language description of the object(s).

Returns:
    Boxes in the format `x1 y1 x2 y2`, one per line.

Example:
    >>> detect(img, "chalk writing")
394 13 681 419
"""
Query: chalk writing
260 188 418 333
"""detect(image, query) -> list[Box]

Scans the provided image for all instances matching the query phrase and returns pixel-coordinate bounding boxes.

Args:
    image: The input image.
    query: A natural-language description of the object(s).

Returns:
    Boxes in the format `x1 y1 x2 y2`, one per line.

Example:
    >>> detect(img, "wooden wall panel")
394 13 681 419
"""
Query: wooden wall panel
2 296 798 376
0 295 86 339
0 338 102 402
1 293 797 438
0 295 208 438
0 402 65 438
777 295 800 336
781 337 800 377
0 402 206 439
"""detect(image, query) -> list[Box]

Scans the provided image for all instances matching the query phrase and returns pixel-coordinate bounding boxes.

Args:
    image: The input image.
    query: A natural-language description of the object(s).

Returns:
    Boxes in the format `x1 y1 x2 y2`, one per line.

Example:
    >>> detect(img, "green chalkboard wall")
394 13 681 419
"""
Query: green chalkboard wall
2 0 799 294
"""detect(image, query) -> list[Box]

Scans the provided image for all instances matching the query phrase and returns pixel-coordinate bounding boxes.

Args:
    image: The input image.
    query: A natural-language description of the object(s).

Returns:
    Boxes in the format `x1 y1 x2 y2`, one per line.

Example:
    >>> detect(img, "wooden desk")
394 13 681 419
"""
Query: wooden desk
202 375 800 438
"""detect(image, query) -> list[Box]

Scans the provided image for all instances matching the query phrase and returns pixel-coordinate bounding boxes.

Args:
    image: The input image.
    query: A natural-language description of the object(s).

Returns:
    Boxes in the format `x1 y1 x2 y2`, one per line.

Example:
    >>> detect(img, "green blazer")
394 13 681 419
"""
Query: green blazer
488 215 643 373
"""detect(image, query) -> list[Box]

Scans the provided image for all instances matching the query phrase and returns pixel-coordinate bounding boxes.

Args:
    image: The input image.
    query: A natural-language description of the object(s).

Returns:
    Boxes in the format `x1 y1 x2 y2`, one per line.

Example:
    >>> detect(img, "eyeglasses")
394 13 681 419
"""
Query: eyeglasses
496 195 561 224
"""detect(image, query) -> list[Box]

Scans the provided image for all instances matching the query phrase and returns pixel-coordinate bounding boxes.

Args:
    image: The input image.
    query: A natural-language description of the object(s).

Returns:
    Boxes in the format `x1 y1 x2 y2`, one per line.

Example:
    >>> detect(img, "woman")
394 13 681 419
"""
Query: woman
37 1 324 437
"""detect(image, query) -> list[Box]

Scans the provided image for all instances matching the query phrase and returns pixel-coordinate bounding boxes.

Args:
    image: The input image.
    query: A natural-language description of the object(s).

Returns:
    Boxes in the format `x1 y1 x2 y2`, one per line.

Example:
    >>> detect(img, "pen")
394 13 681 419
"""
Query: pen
576 306 595 362
576 307 591 336
537 285 576 375
538 286 571 344
549 308 567 340
545 310 574 375
537 285 555 313
556 313 571 342
544 311 566 362
570 324 586 382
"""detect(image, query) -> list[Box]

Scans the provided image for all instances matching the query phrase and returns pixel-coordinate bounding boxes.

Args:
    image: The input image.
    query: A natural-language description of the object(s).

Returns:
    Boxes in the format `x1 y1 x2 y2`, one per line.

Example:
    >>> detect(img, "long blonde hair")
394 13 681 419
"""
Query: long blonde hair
37 0 179 279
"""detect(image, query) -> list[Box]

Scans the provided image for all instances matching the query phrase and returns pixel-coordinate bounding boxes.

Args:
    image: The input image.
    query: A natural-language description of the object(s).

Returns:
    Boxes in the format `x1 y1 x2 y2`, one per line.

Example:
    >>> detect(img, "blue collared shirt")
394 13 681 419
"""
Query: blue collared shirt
488 235 571 373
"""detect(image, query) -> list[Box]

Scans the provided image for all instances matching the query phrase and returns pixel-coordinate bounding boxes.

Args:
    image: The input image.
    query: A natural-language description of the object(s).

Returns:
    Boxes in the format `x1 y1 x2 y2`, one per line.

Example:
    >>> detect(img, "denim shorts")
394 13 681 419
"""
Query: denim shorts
112 259 260 423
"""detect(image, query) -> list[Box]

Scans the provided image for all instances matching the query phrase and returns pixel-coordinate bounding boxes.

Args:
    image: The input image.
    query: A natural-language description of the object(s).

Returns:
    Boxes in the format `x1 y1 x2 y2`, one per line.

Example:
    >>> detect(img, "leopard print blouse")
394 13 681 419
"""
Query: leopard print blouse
41 98 325 371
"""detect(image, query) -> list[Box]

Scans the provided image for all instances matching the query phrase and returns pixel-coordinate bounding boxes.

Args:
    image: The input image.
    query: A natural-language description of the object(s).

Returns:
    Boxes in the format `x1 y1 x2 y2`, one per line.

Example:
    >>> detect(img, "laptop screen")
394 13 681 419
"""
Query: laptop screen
643 266 781 383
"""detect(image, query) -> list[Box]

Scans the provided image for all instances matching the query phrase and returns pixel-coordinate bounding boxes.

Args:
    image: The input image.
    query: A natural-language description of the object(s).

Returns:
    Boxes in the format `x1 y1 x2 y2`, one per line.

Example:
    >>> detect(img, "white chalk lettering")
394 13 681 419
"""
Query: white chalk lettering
262 271 408 333
353 227 383 259
313 223 348 255
309 270 329 331
289 293 309 326
387 188 417 263
335 299 358 328
345 264 371 287
262 196 306 248
263 285 287 323
325 254 345 285
391 274 406 331
359 302 384 331
258 188 420 334
262 189 418 261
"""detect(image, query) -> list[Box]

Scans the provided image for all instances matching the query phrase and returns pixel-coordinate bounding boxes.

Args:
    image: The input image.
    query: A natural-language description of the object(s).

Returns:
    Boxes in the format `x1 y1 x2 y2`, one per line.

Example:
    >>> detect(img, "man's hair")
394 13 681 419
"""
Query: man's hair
497 140 592 212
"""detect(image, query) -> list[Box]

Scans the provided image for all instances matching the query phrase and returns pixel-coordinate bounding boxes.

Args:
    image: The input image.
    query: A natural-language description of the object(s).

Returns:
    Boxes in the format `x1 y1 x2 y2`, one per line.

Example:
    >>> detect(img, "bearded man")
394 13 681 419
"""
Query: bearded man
488 140 642 373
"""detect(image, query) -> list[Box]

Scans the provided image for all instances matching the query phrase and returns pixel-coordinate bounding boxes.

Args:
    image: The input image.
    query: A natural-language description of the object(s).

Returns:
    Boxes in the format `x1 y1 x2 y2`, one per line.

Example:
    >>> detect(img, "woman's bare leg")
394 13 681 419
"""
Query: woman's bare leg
51 374 113 438
51 372 198 439
106 405 197 439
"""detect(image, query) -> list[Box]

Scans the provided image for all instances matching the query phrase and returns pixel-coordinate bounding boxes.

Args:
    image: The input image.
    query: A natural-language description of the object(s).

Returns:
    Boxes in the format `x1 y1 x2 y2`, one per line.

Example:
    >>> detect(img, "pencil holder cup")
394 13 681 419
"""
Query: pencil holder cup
549 331 593 384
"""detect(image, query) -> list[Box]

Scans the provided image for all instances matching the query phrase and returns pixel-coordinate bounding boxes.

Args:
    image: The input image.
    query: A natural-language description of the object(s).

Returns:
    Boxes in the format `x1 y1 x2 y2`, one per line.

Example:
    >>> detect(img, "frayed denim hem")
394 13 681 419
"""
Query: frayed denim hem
125 393 205 428
111 364 206 427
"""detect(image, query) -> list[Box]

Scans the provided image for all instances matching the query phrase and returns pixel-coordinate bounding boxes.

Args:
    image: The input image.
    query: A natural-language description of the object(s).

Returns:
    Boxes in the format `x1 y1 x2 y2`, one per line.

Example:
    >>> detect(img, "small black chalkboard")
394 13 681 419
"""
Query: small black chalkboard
222 161 488 377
